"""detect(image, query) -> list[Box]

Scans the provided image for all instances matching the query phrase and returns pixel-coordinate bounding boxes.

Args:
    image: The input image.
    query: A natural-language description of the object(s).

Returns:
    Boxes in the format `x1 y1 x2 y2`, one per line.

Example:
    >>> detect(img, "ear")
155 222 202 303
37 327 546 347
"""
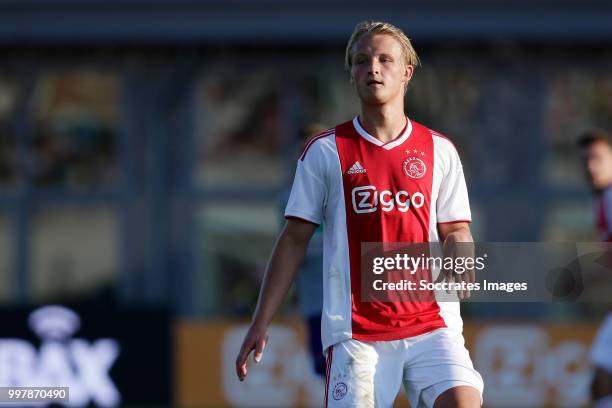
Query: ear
403 64 414 86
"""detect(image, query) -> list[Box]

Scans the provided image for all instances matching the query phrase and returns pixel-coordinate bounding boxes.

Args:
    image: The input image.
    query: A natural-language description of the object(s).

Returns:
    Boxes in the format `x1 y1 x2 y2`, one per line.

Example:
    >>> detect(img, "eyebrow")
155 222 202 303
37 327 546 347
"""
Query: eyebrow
353 52 394 59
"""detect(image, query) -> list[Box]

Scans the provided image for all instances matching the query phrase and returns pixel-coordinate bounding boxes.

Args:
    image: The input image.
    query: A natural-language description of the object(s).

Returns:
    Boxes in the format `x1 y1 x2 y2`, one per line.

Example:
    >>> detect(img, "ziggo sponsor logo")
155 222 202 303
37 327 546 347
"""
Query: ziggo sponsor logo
351 185 425 214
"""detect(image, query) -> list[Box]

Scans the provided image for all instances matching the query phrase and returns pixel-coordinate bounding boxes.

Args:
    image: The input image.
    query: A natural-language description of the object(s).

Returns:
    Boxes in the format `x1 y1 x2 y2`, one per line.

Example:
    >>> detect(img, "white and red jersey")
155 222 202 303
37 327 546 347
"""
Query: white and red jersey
285 117 472 351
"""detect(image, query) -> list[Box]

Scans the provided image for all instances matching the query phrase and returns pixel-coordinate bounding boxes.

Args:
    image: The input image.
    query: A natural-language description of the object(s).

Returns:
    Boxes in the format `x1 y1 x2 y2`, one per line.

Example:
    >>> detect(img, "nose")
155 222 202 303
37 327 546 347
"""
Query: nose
367 59 380 75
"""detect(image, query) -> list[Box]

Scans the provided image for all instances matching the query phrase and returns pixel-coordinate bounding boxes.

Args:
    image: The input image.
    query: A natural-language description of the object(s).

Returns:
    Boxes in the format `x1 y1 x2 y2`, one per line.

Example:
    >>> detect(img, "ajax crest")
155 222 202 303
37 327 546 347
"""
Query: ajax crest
403 157 426 179
333 382 348 400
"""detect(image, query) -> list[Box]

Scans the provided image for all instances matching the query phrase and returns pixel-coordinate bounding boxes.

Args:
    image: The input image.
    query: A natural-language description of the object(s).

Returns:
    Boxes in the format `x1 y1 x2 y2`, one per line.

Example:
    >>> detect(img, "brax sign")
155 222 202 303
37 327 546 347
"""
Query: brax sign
0 304 170 407
0 306 120 407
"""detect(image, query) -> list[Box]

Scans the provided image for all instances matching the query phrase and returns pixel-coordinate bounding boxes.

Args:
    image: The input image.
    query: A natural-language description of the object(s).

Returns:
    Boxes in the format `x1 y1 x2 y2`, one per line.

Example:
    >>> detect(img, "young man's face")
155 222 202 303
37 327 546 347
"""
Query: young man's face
350 33 413 105
584 140 612 191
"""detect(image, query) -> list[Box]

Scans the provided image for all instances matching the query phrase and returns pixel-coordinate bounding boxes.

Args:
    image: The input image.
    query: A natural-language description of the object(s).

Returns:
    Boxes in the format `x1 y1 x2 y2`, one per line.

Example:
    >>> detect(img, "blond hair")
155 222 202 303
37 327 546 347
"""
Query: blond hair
345 21 421 70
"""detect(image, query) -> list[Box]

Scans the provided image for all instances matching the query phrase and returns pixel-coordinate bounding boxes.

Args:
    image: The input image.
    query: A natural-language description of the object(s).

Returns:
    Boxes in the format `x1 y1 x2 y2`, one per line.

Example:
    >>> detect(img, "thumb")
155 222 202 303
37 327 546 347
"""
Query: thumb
254 335 268 363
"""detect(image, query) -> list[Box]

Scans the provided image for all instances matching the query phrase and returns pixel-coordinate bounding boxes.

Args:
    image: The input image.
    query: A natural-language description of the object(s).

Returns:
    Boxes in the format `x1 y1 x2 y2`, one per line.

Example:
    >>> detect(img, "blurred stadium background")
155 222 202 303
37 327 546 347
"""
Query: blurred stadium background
1 1 612 407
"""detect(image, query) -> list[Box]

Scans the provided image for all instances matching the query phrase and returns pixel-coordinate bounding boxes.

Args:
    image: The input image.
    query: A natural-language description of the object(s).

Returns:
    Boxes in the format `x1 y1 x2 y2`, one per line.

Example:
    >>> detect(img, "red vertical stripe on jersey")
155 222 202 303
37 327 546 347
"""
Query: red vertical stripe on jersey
299 130 334 161
325 346 333 408
596 194 612 242
335 120 446 341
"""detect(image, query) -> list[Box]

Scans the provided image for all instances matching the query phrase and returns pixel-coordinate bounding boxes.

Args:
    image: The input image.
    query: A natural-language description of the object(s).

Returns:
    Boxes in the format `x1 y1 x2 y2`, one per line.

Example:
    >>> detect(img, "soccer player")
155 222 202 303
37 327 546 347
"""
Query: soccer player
236 21 484 407
578 130 612 407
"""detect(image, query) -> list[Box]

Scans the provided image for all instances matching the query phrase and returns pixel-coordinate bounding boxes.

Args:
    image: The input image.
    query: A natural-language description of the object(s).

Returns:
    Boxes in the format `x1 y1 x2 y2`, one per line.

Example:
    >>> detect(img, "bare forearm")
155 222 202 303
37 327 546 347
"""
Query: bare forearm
446 227 472 242
439 222 472 243
235 219 316 381
251 224 312 327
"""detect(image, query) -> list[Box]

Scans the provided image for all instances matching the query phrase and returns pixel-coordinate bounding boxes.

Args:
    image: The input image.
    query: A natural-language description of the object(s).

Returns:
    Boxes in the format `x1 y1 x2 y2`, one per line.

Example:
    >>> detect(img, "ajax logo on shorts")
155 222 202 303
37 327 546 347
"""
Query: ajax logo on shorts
351 185 425 214
333 382 348 400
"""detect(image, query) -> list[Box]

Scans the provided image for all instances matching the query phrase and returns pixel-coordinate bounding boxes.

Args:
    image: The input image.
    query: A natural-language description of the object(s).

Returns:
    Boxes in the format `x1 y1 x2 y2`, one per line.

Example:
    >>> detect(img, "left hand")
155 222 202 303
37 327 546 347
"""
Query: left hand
435 228 475 300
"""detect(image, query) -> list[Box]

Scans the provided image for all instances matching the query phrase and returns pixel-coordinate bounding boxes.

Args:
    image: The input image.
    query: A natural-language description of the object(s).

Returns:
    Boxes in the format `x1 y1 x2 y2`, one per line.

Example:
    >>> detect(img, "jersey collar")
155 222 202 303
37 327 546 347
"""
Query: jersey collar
352 116 413 150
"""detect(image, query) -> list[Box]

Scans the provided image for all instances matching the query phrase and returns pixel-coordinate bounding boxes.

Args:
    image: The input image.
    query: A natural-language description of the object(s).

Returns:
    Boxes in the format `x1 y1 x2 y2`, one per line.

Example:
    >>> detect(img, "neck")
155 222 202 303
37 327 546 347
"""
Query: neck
359 101 407 144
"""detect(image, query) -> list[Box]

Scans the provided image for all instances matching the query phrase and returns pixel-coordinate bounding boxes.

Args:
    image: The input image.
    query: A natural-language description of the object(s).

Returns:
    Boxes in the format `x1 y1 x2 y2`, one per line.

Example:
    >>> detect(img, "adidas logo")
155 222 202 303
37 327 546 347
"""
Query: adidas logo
347 161 367 175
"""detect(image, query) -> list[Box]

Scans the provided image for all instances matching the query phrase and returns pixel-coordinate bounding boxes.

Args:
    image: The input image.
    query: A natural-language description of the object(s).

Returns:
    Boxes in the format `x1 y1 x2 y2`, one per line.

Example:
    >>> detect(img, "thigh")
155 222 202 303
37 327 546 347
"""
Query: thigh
427 384 481 408
402 329 484 408
325 339 403 408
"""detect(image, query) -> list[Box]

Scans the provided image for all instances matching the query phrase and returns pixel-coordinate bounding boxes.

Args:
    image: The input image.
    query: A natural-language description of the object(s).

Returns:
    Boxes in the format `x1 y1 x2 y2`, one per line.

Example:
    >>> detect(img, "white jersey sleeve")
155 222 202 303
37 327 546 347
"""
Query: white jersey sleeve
436 140 471 223
284 139 328 225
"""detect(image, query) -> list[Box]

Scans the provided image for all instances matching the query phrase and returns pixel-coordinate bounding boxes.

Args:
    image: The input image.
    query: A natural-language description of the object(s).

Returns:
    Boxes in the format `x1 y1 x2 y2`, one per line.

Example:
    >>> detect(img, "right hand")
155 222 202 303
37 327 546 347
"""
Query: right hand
235 324 268 382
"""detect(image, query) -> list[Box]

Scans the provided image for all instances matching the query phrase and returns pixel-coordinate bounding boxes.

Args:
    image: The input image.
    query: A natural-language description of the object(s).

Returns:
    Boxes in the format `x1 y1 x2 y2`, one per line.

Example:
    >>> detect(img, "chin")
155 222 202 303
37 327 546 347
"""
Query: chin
593 182 607 192
358 90 388 105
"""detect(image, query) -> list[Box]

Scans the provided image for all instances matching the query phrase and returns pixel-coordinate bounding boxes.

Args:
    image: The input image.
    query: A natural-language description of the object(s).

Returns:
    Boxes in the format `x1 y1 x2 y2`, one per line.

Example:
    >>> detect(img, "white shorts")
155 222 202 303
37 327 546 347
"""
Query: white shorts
324 328 483 408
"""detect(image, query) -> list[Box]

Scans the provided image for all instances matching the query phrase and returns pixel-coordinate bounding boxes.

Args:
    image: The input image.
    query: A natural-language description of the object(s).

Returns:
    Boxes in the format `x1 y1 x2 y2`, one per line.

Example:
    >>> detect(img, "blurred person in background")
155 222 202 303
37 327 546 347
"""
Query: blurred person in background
580 129 612 242
578 130 612 408
236 20 483 407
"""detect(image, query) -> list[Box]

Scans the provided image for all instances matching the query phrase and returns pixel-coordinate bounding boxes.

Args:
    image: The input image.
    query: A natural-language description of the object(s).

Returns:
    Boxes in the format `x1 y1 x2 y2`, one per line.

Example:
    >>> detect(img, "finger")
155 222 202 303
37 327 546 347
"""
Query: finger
455 274 463 300
239 361 248 381
446 273 454 294
236 350 248 380
463 266 475 299
468 267 475 285
434 269 452 297
434 269 446 284
254 335 267 363
466 269 476 297
460 272 470 299
458 275 467 300
236 356 247 381
236 343 254 381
